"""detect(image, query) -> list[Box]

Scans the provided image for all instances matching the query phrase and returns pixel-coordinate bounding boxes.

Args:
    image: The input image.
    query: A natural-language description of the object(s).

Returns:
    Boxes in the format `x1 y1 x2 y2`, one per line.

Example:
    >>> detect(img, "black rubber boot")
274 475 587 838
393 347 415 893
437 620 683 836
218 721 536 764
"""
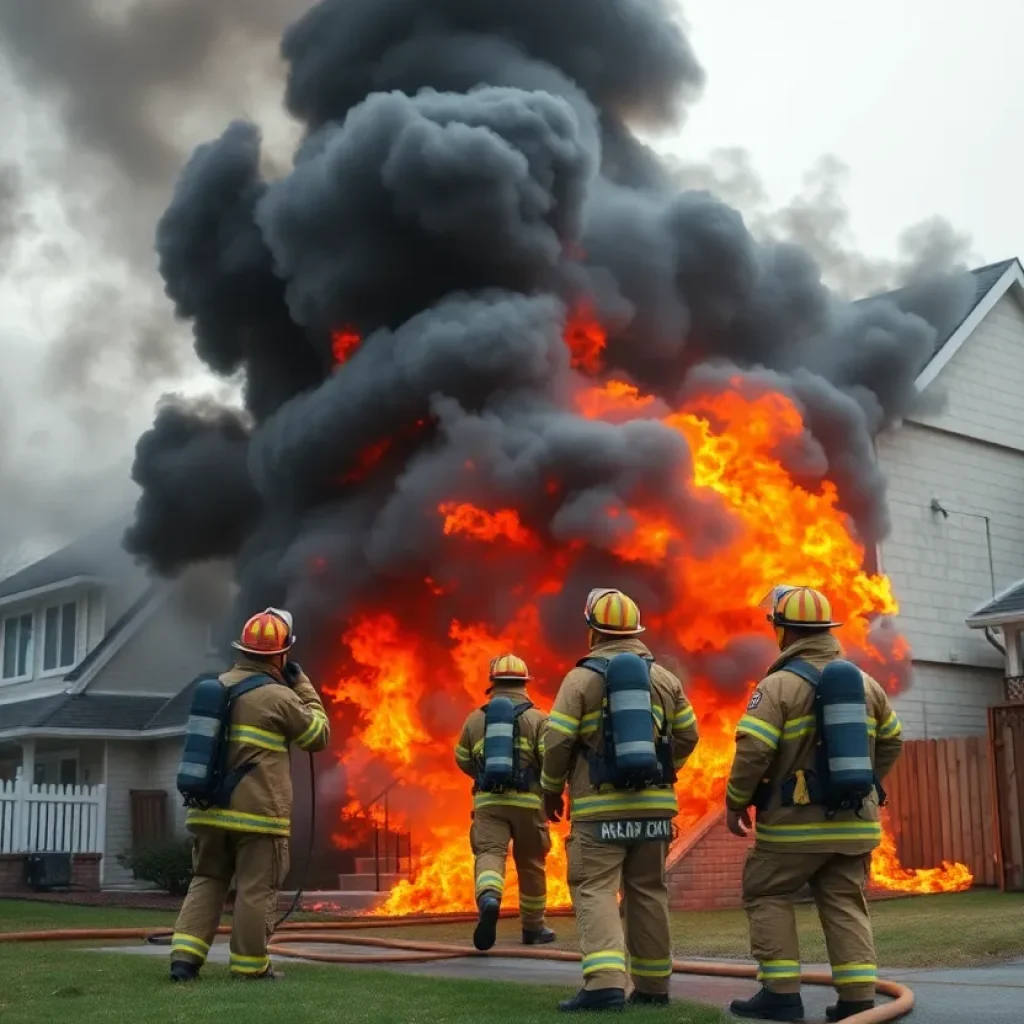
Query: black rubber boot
522 926 556 945
628 991 670 1006
473 892 501 951
169 960 200 983
558 988 626 1012
729 986 804 1021
826 1001 874 1021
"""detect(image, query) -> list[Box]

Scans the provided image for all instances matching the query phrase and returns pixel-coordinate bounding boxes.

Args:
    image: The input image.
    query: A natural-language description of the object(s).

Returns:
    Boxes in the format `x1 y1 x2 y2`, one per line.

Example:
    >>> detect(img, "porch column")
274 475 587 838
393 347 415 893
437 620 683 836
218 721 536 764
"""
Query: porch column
17 739 35 786
1003 627 1024 703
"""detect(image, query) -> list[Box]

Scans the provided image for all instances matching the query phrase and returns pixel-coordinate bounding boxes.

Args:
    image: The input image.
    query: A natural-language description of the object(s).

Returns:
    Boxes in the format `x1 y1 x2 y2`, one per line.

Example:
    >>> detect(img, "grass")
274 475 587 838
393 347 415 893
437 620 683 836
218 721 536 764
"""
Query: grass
353 890 1024 970
0 900 725 1023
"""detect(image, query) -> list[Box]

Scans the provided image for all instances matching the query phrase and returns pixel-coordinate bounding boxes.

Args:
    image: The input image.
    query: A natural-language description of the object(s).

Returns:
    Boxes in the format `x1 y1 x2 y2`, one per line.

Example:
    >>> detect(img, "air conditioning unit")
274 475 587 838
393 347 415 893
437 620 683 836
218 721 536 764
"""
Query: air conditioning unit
24 852 73 891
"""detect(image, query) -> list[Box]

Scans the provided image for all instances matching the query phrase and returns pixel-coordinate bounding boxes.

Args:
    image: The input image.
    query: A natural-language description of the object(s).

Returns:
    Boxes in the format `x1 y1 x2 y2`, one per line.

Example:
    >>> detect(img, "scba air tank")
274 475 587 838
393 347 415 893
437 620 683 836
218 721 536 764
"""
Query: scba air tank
480 696 517 791
605 652 659 785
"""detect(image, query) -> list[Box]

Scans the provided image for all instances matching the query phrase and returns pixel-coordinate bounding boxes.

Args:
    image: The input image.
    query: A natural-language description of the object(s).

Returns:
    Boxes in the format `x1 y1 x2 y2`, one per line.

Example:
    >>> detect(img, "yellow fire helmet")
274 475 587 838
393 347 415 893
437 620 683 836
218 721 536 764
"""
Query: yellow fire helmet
584 587 645 635
760 585 843 629
488 653 532 682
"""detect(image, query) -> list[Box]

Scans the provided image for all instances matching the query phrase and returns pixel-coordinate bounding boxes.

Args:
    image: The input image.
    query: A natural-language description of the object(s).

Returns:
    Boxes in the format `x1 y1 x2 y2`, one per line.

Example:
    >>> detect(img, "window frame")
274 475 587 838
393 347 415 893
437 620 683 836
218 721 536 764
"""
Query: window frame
0 611 36 684
38 598 82 678
32 747 80 788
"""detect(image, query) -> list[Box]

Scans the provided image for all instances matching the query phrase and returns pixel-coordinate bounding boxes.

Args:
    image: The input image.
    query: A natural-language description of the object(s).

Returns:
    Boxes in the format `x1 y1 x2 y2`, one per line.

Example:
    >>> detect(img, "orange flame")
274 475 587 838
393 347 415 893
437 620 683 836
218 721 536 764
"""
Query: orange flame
870 811 973 892
323 312 969 915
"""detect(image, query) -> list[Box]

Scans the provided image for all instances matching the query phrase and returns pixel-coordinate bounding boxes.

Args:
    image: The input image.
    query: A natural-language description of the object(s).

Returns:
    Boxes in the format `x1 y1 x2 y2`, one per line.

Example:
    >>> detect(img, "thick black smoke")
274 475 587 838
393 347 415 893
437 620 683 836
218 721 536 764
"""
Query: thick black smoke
126 0 974 681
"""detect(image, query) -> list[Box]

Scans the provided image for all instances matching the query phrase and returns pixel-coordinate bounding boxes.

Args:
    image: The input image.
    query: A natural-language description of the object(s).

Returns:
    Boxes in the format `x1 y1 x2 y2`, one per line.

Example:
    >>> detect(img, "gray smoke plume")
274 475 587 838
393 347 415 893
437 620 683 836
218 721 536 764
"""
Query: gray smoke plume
113 0 973 693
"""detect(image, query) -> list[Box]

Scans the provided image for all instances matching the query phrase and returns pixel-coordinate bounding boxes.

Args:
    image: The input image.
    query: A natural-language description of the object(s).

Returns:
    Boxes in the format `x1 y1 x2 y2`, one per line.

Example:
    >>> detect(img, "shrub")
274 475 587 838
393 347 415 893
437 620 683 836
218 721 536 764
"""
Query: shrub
118 837 194 896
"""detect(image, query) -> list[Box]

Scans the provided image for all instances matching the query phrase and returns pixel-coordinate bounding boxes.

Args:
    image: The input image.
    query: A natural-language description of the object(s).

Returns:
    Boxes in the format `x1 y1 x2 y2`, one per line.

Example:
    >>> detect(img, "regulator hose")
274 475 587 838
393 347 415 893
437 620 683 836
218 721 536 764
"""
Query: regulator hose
1 914 913 1023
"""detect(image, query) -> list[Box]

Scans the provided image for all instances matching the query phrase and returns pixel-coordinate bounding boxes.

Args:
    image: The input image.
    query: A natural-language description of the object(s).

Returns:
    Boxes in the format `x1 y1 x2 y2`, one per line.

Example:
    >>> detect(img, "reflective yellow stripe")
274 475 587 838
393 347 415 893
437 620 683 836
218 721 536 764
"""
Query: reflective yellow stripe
832 962 877 986
229 952 270 975
879 712 902 739
454 744 472 764
519 893 546 909
756 820 881 844
631 957 672 978
580 711 602 736
186 807 290 835
548 711 580 737
474 791 542 810
171 933 210 958
475 871 504 895
726 782 750 807
296 711 328 750
782 716 815 740
736 715 781 749
582 949 627 975
472 739 484 756
541 771 565 793
652 705 665 729
227 725 287 752
758 960 801 981
571 789 678 818
673 706 696 730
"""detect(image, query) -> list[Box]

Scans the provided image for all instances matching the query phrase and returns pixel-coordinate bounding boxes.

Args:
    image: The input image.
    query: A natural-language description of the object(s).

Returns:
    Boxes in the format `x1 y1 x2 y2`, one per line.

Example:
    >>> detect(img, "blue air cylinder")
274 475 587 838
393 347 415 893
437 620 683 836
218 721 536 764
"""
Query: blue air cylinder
176 676 229 800
480 696 517 790
818 661 873 792
605 653 659 781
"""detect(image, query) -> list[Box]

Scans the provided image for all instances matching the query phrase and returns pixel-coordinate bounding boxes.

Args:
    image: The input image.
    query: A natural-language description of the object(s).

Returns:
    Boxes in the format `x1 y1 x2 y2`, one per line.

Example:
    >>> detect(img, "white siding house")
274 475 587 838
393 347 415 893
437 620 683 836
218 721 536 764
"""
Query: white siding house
876 258 1024 738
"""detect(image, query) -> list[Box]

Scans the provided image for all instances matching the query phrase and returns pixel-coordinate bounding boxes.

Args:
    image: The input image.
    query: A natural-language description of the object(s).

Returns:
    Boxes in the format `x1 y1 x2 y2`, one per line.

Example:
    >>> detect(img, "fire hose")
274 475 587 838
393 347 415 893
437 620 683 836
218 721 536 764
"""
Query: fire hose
0 911 913 1023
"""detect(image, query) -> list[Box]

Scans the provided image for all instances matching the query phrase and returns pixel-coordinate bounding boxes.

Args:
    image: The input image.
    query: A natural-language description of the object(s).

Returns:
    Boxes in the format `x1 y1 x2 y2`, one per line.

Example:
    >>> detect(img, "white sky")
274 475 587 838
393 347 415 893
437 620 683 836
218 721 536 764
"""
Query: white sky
0 0 1021 561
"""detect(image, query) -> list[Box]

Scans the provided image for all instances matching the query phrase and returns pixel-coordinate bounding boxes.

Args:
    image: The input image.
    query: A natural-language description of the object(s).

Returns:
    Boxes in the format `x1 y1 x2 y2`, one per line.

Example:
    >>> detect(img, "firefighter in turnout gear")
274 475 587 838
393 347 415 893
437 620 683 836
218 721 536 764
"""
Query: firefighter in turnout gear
454 654 555 951
726 586 904 1022
542 589 699 1013
170 608 330 983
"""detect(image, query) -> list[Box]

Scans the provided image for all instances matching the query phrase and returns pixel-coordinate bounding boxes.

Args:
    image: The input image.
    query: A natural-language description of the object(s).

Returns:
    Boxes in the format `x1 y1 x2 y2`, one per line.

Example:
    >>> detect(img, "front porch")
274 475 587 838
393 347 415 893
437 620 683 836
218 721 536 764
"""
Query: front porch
966 580 1024 702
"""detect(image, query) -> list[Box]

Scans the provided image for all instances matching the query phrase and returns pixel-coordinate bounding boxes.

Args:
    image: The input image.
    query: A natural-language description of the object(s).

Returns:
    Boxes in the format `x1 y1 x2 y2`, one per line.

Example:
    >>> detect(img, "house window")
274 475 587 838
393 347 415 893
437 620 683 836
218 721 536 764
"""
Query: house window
1 613 34 681
41 601 78 673
33 750 79 787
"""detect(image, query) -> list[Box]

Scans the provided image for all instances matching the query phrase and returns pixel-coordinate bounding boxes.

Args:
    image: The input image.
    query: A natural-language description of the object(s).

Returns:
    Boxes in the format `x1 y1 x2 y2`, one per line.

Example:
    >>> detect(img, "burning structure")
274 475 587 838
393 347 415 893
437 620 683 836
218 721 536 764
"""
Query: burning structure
125 0 977 911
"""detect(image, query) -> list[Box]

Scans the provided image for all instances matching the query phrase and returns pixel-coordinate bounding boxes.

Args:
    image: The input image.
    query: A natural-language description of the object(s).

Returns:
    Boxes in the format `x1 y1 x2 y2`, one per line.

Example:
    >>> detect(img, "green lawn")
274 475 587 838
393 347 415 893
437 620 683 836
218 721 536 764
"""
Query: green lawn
0 900 724 1024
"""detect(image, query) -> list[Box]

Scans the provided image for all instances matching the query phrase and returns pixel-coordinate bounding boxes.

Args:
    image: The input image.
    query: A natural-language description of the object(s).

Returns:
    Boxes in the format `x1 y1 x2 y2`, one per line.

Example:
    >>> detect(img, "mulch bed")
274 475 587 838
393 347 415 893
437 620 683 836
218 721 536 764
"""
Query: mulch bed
0 889 182 910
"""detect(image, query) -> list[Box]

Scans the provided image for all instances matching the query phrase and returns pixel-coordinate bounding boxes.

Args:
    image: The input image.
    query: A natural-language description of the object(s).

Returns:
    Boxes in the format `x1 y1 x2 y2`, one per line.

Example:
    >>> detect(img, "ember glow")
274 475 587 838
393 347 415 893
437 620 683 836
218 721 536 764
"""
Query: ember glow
322 312 970 916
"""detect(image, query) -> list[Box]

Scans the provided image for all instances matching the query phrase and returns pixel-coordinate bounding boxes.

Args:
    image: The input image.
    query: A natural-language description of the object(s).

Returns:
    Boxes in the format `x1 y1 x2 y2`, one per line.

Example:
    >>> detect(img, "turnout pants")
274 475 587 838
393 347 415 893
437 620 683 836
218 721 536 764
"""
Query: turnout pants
566 823 672 996
171 826 290 977
470 805 550 929
743 847 877 1003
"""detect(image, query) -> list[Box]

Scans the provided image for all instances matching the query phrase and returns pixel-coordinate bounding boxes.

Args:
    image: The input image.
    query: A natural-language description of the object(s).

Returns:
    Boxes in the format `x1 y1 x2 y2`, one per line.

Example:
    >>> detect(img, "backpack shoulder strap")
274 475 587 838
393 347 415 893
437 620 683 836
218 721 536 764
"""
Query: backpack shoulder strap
783 658 822 688
226 673 273 704
577 656 609 675
513 701 534 719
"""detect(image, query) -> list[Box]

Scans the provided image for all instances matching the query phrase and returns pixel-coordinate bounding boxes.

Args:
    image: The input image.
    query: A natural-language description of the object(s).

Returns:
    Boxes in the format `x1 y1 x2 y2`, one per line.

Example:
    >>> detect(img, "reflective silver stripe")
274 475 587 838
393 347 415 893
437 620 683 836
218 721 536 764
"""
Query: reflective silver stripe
186 715 220 737
485 724 514 738
179 762 208 778
823 704 867 726
609 691 652 712
829 756 873 772
616 740 656 756
486 757 514 769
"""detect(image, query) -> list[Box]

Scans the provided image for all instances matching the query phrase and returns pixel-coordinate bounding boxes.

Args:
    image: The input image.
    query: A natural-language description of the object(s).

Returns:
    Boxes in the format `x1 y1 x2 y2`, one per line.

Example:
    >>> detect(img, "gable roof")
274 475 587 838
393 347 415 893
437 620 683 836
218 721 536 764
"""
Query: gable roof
966 578 1024 629
0 514 143 601
0 691 171 737
914 258 1024 391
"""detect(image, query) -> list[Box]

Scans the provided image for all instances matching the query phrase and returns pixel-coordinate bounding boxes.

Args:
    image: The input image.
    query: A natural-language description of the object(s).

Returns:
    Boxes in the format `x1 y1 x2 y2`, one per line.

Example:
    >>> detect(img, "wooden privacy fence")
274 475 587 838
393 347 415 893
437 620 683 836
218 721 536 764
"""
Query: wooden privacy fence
0 779 106 856
884 736 998 887
989 704 1024 891
129 789 169 846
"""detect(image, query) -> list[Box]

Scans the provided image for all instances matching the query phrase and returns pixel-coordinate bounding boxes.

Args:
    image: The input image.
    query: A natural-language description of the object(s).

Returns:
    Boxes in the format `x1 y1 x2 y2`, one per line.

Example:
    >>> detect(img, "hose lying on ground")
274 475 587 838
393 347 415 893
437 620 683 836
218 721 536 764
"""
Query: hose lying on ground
0 913 914 1024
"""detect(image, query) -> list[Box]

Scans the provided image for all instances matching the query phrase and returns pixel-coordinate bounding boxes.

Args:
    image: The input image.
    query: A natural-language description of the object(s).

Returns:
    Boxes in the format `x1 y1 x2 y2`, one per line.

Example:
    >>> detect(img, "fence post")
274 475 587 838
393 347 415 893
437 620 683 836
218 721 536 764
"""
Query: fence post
14 774 29 853
96 784 107 885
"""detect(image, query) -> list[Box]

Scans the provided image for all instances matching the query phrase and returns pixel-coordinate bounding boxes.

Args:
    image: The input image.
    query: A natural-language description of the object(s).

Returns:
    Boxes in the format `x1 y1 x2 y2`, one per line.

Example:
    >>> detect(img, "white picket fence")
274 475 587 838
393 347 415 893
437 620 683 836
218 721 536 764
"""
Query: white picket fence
0 779 106 856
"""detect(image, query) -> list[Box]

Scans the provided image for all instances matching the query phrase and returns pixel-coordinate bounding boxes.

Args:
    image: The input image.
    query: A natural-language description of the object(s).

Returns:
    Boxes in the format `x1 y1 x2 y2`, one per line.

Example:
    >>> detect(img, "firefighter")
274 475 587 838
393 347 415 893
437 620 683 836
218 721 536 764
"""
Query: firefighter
170 608 330 982
454 654 555 951
726 586 904 1022
542 588 699 1012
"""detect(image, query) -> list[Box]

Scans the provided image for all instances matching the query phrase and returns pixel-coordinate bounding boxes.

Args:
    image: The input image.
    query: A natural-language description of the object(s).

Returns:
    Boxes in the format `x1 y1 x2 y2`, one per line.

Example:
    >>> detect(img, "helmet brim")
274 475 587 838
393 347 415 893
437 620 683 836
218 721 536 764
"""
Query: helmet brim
231 640 294 656
772 618 843 629
490 675 532 682
589 624 646 636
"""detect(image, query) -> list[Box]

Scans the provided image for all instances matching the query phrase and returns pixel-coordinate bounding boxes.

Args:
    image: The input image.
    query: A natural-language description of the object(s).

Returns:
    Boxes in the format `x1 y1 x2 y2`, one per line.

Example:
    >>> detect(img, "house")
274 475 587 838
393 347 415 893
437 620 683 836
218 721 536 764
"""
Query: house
0 518 226 885
874 258 1024 736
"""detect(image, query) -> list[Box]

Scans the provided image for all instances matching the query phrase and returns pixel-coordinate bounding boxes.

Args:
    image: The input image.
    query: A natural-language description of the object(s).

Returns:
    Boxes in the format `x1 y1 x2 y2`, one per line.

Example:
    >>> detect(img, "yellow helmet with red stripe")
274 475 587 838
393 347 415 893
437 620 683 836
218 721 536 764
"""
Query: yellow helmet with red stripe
584 587 645 635
488 653 532 682
763 585 842 629
232 607 295 655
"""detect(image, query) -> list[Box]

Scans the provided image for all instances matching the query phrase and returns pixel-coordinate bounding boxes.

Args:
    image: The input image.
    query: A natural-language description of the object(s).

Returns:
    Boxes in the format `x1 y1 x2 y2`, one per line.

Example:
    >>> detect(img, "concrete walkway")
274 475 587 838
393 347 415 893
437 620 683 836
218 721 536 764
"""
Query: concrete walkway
98 940 1024 1022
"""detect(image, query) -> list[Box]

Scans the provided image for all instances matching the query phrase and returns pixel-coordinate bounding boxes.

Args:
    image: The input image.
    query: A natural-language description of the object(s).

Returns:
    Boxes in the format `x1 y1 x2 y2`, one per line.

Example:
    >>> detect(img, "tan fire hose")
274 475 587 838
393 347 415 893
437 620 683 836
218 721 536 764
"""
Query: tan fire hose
0 912 914 1023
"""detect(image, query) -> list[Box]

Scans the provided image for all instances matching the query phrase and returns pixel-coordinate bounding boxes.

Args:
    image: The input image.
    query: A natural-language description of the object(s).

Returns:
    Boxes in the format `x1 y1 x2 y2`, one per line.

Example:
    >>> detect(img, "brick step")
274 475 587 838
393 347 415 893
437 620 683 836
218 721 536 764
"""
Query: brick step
354 856 411 874
336 873 408 892
278 889 387 912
